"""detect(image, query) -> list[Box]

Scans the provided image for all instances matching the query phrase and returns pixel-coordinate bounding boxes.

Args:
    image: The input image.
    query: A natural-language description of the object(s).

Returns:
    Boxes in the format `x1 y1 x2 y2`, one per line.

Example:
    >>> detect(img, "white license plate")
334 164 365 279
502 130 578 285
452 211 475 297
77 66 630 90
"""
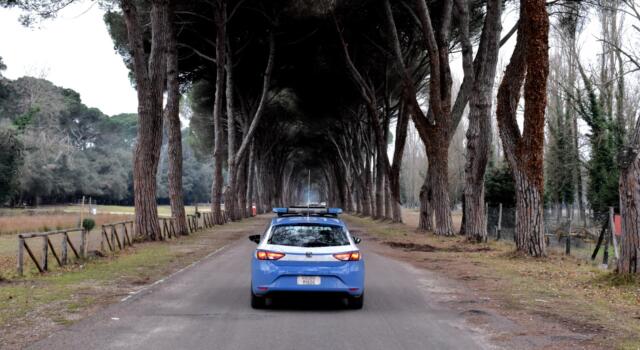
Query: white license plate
297 276 321 285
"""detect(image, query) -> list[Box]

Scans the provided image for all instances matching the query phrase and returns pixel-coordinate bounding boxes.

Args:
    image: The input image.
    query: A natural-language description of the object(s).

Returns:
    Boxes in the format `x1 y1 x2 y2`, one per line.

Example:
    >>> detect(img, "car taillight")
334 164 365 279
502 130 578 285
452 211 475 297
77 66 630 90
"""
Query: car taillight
256 250 285 260
333 251 361 261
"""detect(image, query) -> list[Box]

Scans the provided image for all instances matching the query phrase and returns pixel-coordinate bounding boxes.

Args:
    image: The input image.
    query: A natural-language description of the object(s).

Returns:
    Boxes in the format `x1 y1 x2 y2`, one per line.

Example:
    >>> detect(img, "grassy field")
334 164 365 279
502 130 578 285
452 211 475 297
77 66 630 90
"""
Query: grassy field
0 205 214 279
345 215 640 349
0 214 268 349
0 204 211 218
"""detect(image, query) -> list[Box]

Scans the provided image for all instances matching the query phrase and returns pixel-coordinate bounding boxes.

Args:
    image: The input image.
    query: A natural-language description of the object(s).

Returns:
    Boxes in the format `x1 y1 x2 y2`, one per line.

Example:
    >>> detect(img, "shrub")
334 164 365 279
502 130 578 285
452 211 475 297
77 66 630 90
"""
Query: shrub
82 218 96 231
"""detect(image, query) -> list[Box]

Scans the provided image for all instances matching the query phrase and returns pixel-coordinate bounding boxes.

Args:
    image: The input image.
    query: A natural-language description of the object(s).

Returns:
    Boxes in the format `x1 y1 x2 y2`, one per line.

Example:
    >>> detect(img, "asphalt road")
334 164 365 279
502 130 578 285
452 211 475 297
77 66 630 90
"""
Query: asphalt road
29 225 489 350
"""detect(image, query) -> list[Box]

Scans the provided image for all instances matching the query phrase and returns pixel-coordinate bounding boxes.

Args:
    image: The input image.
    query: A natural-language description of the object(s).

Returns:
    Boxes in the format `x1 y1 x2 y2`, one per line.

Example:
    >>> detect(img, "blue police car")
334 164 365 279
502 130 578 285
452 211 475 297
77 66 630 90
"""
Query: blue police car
248 207 365 309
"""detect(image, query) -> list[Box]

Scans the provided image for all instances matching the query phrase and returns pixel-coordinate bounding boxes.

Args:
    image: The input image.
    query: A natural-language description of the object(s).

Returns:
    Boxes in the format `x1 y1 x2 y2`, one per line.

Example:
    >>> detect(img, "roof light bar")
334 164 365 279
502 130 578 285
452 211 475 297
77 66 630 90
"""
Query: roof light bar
272 207 343 217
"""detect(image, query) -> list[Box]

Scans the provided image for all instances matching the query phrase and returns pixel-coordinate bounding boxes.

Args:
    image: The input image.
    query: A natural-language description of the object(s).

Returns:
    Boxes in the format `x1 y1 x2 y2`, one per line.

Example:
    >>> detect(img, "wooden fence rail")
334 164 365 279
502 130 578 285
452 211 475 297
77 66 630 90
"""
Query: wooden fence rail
101 221 134 253
186 211 228 233
17 228 86 276
159 217 177 240
17 211 228 275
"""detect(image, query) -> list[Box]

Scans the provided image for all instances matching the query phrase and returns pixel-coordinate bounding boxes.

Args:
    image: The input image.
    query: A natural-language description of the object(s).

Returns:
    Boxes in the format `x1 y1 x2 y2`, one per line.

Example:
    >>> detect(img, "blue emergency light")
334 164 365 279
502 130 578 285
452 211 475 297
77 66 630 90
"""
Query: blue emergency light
272 207 343 217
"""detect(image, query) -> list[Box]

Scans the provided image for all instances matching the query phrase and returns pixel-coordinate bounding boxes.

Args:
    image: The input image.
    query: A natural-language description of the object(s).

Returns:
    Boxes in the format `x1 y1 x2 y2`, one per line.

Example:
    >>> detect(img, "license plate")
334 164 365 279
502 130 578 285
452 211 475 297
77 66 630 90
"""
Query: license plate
297 276 321 285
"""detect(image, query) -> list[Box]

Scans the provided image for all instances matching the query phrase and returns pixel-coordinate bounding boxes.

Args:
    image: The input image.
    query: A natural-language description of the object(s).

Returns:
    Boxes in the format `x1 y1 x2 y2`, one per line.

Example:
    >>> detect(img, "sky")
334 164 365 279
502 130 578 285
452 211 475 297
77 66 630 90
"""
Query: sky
0 2 609 120
0 1 138 116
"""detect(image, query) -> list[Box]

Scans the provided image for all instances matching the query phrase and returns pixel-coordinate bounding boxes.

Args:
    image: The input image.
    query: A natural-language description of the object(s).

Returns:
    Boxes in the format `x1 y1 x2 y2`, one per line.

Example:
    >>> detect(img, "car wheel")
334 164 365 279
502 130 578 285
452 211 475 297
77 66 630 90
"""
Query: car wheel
348 293 364 310
251 291 266 309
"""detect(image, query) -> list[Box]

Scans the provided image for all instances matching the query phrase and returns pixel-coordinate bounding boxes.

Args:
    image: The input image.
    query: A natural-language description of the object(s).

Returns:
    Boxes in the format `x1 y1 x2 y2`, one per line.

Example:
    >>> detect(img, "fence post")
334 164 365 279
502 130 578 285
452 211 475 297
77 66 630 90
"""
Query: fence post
602 219 611 266
484 203 489 242
80 229 87 259
42 236 49 271
100 226 106 252
609 207 619 259
565 205 572 255
61 233 68 265
496 203 502 241
17 236 24 276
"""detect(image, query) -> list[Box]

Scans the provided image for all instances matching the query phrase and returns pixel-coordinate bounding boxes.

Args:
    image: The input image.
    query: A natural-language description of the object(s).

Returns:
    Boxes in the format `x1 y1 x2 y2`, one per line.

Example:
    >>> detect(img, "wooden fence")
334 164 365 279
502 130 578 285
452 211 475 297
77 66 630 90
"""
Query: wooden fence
101 221 134 253
17 212 230 276
17 228 87 275
186 210 229 233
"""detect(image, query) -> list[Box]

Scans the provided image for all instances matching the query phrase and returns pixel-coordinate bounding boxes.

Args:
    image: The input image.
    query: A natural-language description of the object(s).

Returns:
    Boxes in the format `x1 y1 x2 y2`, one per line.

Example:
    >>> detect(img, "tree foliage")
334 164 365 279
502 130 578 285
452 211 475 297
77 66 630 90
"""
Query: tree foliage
484 161 515 207
0 71 206 206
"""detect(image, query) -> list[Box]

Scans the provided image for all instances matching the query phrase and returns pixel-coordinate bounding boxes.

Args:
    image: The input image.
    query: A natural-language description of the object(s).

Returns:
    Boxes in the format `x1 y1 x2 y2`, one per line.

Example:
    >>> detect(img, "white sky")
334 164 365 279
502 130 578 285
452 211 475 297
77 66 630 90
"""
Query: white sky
0 1 138 116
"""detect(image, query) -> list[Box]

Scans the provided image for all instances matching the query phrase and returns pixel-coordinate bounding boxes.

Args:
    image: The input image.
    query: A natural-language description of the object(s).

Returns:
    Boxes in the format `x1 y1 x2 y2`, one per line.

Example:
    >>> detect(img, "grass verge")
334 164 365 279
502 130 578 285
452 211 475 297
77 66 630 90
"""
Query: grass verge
344 215 640 350
0 215 268 349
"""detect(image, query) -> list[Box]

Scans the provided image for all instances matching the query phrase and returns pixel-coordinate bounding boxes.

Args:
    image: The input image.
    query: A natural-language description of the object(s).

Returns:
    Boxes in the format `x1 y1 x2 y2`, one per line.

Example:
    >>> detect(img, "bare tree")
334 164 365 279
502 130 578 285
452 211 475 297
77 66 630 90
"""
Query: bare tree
496 0 550 256
164 0 188 235
226 33 275 221
122 0 169 240
614 0 640 274
210 0 226 224
461 0 503 242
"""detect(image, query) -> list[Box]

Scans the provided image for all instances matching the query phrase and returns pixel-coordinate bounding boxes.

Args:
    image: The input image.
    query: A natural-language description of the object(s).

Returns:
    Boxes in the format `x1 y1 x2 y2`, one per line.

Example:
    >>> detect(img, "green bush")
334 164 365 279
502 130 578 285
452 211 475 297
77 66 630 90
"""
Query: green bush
485 162 516 207
82 218 96 231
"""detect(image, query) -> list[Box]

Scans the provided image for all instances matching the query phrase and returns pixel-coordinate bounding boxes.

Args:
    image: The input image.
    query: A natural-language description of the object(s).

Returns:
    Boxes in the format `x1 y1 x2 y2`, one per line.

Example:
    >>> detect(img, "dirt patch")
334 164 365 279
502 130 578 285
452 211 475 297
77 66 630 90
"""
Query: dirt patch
386 241 438 251
386 240 492 253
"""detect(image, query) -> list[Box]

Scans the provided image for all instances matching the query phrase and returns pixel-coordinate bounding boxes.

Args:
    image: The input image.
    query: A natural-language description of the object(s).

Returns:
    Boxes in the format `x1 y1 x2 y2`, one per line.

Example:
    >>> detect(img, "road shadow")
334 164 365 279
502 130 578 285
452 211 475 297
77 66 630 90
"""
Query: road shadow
262 292 353 312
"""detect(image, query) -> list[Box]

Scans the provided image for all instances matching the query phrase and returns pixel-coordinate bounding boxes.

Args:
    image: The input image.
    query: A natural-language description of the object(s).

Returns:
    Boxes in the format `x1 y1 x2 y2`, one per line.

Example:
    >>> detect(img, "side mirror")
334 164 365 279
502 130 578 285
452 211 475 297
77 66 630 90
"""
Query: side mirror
248 234 261 244
353 237 362 244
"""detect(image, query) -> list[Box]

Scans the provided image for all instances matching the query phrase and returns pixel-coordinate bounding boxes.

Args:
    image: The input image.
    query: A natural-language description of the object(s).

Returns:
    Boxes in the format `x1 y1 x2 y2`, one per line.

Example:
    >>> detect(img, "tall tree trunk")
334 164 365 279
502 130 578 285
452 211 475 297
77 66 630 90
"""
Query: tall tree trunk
225 31 238 221
418 173 434 231
210 0 226 224
463 0 502 242
164 1 188 235
426 138 454 235
513 168 546 255
227 33 274 219
617 115 640 274
364 155 373 216
375 151 384 219
237 153 248 218
122 0 169 240
389 102 409 223
496 0 549 256
392 0 456 235
246 142 255 217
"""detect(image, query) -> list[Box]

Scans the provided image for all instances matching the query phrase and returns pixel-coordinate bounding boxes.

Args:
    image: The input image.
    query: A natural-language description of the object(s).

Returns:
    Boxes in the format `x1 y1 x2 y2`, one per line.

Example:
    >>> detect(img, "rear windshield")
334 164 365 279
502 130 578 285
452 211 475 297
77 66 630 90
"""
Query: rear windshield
268 224 349 247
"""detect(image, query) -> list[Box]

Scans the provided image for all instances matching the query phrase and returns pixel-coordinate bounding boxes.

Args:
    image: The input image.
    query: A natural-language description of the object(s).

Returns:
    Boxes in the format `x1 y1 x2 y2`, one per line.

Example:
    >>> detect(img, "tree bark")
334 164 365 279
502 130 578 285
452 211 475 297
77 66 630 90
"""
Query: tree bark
122 0 169 240
419 174 434 231
496 0 549 256
388 0 456 235
617 115 640 274
426 137 454 235
513 168 546 255
210 0 226 225
389 103 409 223
225 31 238 221
463 0 502 242
375 150 384 219
164 0 188 235
245 142 255 217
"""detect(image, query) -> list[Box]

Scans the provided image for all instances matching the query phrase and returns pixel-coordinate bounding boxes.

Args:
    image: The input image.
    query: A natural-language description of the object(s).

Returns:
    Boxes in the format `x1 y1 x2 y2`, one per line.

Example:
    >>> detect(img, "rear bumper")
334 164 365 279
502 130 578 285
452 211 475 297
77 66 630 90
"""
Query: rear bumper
251 258 365 297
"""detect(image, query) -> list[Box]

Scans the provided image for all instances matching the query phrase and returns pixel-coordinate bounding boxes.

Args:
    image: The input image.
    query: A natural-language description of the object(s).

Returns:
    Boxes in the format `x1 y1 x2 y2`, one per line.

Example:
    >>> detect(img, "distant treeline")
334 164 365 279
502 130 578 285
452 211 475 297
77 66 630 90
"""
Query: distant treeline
0 59 212 206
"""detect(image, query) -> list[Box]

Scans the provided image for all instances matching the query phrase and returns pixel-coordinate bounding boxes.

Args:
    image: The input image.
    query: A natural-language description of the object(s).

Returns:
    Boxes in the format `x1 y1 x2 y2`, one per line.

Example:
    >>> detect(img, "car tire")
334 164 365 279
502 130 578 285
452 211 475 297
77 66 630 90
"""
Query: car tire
348 293 364 310
251 291 266 309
